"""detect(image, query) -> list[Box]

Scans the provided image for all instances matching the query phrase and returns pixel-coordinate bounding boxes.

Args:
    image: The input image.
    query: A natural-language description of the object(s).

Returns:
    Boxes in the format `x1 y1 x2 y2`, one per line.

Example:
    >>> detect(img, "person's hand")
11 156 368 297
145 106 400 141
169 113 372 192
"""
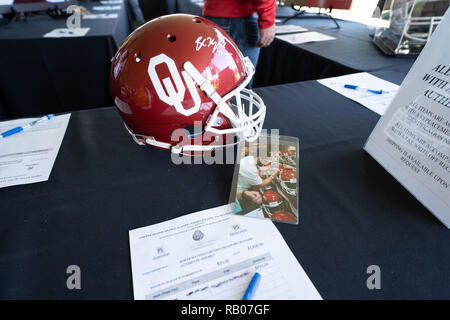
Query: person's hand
271 168 280 178
243 190 263 205
257 25 275 48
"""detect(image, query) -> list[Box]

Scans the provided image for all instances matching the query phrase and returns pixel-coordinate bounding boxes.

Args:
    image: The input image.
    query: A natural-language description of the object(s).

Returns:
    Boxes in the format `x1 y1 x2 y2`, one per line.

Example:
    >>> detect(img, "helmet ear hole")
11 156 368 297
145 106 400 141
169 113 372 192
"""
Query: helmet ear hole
167 34 176 42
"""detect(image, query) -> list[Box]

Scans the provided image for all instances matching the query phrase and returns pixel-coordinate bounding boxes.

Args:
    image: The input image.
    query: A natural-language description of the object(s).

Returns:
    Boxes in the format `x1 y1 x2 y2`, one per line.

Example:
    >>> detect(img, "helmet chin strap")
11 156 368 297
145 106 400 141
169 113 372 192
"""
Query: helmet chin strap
124 122 241 155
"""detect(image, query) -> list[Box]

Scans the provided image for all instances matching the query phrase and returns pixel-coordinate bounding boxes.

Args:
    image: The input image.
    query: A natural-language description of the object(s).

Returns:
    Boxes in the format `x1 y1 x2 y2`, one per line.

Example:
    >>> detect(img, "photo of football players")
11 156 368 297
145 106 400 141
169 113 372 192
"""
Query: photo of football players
230 136 299 224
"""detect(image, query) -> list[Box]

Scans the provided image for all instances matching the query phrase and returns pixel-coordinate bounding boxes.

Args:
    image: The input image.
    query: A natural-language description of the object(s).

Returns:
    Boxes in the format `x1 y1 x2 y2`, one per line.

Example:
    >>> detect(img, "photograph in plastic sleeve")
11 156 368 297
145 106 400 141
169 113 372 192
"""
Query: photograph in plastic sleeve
229 135 299 224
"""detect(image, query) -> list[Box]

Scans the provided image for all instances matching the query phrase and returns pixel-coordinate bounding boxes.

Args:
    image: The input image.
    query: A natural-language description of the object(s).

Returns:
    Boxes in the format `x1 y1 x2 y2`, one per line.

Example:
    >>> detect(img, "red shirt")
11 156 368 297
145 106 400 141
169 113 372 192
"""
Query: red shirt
203 0 276 29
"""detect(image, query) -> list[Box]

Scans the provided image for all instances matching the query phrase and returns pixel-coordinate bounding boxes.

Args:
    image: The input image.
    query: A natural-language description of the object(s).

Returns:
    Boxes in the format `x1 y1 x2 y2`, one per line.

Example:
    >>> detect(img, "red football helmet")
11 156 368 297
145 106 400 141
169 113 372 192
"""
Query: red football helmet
262 190 283 217
272 210 296 223
280 170 297 196
110 14 266 155
288 150 296 159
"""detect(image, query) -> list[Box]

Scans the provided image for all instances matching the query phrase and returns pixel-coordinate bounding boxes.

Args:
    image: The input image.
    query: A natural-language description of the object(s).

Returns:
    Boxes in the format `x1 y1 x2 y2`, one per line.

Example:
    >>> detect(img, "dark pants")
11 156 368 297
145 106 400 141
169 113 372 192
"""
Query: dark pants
205 15 261 88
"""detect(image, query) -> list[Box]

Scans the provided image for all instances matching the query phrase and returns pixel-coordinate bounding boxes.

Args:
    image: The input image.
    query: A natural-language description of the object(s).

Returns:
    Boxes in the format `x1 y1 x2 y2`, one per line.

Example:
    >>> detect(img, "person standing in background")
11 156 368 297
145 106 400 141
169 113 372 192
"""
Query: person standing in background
129 0 145 25
203 0 276 87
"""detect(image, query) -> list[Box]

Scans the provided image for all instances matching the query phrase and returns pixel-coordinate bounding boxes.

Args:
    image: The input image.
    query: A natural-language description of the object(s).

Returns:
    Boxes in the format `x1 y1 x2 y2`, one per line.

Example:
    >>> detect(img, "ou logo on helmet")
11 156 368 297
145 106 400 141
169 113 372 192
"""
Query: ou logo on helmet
147 53 201 117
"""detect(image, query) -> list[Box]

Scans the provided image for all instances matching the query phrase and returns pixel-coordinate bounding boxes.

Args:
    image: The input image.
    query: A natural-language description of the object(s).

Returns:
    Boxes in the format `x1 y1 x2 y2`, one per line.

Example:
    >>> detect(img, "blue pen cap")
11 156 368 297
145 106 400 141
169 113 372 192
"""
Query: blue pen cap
344 84 358 89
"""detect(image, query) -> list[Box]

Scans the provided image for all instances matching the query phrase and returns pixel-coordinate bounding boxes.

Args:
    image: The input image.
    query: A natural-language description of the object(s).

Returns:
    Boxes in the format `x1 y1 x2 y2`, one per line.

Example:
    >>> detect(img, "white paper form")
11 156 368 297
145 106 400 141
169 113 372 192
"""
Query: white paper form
275 24 308 34
100 0 123 4
276 31 335 44
43 28 90 38
129 204 322 300
0 114 70 188
82 13 118 20
92 5 121 11
318 72 400 115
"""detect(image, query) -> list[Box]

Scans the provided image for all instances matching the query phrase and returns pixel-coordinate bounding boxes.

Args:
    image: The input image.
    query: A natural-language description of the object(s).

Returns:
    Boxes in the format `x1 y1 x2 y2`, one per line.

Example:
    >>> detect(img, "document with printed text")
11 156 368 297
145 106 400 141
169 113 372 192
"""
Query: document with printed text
276 31 335 45
0 114 70 188
92 5 121 10
129 205 321 300
275 24 308 34
100 0 123 4
43 28 90 38
318 72 400 115
364 9 450 227
82 13 118 20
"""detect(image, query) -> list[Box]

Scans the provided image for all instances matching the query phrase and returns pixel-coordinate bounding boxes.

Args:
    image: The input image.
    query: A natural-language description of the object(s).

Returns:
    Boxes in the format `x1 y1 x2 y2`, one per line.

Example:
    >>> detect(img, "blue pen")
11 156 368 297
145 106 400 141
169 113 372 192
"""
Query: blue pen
242 272 261 300
344 84 387 94
1 114 55 138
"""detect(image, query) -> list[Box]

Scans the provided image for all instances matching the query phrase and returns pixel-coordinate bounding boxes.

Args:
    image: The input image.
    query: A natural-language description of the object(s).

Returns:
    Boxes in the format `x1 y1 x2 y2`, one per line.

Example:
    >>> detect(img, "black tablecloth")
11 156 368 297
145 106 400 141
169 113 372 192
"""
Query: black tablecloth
254 8 416 87
1 70 449 299
0 2 131 120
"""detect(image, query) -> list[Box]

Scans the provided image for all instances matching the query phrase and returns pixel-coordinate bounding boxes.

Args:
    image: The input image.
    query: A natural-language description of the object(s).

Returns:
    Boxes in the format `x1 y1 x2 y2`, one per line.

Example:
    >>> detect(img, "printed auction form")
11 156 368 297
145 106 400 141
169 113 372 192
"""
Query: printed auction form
0 114 70 188
129 205 321 300
318 72 400 115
